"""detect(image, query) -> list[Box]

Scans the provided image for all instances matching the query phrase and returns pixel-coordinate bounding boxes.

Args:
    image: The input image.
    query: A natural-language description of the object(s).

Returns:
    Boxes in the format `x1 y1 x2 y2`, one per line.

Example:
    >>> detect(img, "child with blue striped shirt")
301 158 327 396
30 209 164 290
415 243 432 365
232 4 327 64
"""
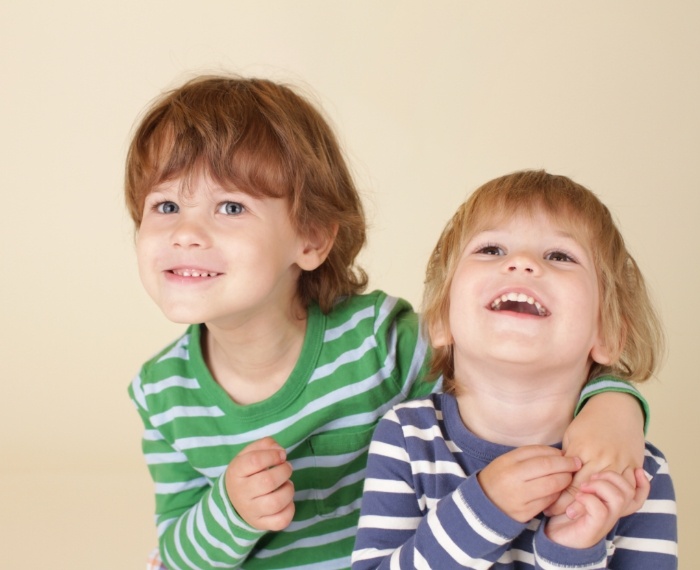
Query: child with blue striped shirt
352 170 677 569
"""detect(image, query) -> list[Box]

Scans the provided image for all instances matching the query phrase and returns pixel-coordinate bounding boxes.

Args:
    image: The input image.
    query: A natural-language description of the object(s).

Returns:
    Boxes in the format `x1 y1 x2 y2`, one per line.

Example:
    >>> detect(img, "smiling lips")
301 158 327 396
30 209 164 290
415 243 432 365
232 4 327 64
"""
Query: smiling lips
169 268 221 278
490 292 549 317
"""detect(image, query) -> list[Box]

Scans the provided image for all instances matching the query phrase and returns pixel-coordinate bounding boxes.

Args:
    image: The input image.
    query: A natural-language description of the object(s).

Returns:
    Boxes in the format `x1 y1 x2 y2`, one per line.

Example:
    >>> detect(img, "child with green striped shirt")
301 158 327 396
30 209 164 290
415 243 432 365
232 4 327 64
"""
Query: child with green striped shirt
125 75 648 569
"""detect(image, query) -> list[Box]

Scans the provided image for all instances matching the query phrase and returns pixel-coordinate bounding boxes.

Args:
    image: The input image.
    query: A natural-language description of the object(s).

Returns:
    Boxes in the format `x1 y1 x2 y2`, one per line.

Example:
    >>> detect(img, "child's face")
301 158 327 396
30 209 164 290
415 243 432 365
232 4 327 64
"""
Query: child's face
136 173 315 327
438 209 610 381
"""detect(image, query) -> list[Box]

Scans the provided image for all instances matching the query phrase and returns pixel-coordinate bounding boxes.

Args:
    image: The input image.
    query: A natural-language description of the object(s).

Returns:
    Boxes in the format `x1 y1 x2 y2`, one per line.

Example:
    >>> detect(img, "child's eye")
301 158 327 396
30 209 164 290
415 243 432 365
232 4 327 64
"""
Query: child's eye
218 202 245 215
545 250 575 263
156 201 179 214
476 245 505 256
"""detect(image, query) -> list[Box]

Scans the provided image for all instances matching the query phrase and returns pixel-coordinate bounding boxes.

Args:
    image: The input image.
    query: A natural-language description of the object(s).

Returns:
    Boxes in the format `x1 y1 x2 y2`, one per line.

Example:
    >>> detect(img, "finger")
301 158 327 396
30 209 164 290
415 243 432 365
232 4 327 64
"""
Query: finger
571 491 606 520
239 437 285 454
527 471 576 504
260 479 295 517
521 453 582 482
511 445 566 462
579 472 633 516
548 468 630 518
256 485 296 531
620 465 637 487
550 459 616 517
620 467 650 516
584 470 635 500
233 448 288 478
248 461 294 498
544 489 576 517
564 497 585 520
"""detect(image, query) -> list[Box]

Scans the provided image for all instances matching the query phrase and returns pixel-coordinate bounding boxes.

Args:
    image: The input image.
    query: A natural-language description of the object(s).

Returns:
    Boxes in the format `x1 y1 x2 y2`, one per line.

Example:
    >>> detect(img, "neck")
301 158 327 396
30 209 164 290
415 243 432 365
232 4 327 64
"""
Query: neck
203 301 308 405
454 362 585 446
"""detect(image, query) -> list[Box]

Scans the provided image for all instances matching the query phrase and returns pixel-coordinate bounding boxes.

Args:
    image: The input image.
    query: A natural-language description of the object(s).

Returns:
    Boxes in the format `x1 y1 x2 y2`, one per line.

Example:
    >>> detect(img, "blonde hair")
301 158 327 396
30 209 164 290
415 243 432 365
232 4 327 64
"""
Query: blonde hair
422 170 664 392
125 75 367 313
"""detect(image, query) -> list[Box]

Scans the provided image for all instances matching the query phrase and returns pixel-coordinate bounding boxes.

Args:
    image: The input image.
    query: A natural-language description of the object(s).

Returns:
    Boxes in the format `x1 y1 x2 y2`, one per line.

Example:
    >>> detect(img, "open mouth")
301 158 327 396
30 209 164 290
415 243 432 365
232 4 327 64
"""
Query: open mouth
490 292 549 317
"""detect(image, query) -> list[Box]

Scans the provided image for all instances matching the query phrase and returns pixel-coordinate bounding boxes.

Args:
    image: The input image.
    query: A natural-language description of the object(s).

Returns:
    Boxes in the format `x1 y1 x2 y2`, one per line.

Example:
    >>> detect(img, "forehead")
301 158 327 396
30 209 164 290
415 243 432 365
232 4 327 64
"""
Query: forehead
149 172 235 197
144 167 282 202
473 207 589 240
471 211 584 236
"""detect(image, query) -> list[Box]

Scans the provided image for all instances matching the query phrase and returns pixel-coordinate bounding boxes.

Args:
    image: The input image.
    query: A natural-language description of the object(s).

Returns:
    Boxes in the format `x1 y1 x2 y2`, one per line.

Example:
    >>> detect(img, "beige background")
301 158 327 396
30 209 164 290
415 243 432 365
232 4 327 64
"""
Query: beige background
1 1 697 567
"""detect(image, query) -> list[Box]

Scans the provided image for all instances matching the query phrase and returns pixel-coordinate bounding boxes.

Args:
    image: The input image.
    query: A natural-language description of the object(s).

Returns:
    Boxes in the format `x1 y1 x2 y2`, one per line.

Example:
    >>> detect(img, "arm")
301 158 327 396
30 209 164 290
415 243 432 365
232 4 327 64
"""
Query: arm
548 378 647 517
130 379 267 569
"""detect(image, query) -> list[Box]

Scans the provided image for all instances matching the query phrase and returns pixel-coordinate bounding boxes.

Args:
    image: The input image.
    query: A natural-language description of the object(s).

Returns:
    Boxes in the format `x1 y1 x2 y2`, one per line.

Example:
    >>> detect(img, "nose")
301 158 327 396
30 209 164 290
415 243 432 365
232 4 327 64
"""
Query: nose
171 214 210 248
505 252 541 275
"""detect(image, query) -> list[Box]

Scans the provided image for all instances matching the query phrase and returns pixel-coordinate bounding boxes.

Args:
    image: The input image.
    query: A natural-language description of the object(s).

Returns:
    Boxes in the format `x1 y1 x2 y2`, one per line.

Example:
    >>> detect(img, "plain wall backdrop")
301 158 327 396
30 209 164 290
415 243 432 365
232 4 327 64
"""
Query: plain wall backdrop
1 1 697 567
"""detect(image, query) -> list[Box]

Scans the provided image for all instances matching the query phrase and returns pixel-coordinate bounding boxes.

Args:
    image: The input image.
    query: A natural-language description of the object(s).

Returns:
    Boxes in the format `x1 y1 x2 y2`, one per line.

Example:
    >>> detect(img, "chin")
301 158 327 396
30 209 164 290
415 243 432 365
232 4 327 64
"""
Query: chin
159 306 207 325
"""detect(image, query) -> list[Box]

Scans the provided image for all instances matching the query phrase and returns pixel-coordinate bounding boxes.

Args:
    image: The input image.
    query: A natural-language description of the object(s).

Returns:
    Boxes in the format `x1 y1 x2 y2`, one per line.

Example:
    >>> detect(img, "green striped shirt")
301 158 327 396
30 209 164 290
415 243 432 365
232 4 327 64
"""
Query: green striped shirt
129 291 435 569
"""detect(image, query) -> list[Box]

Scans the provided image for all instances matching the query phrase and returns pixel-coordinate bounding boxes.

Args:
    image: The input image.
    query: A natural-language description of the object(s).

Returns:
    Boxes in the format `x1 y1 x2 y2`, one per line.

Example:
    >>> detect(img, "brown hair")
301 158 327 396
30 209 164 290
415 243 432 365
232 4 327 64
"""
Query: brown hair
422 170 664 392
125 75 367 312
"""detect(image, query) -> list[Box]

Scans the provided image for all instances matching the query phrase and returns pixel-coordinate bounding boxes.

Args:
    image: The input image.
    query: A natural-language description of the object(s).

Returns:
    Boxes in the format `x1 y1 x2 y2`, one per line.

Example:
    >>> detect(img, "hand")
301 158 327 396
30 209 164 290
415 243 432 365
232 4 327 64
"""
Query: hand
225 437 295 531
478 446 581 523
545 467 650 548
547 392 645 517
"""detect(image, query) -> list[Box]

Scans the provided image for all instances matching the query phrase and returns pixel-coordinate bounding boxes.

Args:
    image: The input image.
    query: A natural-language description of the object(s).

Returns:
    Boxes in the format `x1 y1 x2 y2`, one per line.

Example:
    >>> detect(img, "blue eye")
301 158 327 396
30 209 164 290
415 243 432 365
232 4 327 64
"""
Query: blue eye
219 202 245 215
156 201 179 214
477 245 505 256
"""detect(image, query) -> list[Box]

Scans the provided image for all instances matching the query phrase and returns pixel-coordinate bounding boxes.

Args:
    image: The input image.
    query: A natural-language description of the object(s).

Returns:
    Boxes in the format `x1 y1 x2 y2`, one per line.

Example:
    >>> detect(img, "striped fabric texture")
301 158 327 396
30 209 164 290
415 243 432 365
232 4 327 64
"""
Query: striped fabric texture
352 393 677 570
129 292 435 569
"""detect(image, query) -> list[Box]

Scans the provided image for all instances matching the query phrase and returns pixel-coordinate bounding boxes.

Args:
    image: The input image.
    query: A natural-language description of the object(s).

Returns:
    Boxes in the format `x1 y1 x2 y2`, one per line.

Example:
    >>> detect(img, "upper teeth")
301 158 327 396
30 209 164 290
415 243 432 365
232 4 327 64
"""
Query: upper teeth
491 292 547 316
174 269 219 277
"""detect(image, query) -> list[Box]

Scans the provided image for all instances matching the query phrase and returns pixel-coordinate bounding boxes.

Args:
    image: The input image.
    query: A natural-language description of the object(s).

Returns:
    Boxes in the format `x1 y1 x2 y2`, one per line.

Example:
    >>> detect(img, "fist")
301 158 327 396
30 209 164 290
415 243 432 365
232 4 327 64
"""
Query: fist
225 437 295 531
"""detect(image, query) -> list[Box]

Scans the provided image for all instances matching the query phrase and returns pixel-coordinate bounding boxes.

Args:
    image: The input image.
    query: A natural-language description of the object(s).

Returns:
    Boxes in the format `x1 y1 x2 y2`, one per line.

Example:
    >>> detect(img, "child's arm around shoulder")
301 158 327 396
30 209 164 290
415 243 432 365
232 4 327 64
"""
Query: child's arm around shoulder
548 377 648 516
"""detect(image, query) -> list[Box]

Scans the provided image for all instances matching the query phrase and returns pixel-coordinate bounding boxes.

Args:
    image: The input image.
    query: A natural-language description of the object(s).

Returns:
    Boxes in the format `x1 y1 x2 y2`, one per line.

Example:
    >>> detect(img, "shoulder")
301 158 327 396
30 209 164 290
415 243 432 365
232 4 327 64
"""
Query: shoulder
326 290 416 325
128 325 200 409
369 395 451 468
322 290 419 341
379 395 442 434
136 326 198 379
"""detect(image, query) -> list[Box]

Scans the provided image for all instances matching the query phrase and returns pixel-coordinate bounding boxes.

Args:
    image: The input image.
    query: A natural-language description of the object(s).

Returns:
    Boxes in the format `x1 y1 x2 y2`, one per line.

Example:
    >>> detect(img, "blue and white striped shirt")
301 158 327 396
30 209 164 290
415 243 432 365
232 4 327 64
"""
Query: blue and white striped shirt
352 393 677 569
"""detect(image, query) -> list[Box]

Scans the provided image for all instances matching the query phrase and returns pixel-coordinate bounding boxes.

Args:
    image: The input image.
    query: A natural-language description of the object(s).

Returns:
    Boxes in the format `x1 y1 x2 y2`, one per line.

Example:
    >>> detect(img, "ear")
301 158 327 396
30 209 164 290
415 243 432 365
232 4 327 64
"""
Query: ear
429 317 453 348
296 223 338 271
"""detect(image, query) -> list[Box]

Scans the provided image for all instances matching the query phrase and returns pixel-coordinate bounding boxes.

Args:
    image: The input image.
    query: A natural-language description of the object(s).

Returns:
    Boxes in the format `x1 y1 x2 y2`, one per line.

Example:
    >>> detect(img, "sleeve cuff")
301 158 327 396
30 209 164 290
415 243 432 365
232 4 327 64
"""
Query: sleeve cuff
575 375 650 435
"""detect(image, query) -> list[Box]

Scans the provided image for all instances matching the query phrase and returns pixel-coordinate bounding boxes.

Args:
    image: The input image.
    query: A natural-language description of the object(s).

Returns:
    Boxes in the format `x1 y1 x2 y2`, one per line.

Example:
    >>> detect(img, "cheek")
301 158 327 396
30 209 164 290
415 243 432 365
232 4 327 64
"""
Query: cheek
134 236 151 269
134 234 159 288
450 267 487 311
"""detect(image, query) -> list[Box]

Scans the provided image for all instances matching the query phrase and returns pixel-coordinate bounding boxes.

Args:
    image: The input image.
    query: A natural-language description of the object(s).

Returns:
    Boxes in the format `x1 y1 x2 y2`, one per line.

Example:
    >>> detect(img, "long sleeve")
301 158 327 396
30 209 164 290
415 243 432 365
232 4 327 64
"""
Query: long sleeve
575 375 650 433
130 374 266 569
